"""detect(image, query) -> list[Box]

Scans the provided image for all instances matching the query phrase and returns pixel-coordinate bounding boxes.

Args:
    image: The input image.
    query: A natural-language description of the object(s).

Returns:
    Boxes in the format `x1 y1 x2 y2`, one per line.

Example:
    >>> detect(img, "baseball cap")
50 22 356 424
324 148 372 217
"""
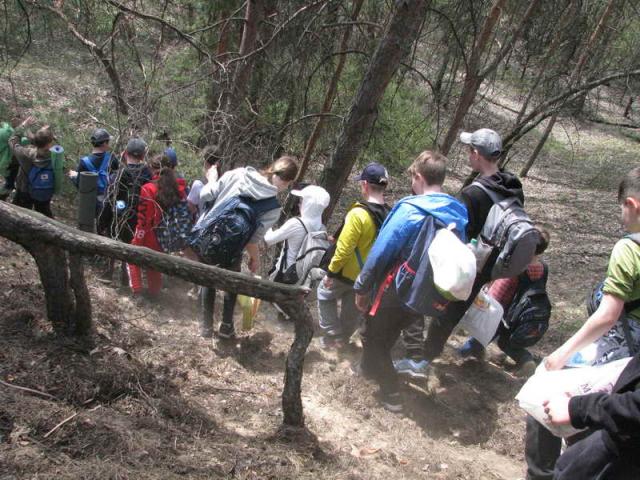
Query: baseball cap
164 147 178 167
126 137 147 157
460 128 502 158
291 185 330 209
354 162 389 185
90 128 111 144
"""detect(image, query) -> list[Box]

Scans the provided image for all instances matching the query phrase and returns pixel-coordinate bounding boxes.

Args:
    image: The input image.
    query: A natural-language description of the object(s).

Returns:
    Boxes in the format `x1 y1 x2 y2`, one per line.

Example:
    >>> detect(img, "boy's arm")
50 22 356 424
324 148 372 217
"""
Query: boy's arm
545 293 623 370
263 218 298 246
568 389 640 440
326 208 364 278
354 205 411 295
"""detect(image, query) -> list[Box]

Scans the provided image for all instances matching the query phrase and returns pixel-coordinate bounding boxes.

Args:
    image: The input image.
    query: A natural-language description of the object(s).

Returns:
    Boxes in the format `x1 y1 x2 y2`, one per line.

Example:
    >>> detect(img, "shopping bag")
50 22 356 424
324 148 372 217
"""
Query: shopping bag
515 357 632 437
428 225 477 301
457 290 503 346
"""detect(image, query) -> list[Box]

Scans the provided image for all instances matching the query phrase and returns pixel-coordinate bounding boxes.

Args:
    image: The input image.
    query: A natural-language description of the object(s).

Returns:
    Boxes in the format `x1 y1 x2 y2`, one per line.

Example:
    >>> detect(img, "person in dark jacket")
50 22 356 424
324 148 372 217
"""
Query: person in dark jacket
419 129 526 364
543 354 640 479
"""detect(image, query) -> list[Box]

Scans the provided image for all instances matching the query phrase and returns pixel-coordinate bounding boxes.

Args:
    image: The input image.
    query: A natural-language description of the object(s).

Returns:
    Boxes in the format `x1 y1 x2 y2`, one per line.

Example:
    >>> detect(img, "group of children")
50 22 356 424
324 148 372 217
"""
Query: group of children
2 117 639 479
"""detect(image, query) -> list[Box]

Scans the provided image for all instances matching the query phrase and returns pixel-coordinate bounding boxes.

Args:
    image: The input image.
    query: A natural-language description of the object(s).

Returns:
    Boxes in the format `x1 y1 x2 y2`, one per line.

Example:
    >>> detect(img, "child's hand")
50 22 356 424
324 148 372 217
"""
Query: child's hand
543 351 567 371
355 293 369 313
543 393 572 426
68 170 78 179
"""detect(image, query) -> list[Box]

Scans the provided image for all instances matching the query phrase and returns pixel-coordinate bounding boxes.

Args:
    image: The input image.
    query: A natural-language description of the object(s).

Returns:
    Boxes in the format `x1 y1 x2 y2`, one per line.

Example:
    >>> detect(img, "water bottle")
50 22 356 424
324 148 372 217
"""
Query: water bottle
116 200 126 211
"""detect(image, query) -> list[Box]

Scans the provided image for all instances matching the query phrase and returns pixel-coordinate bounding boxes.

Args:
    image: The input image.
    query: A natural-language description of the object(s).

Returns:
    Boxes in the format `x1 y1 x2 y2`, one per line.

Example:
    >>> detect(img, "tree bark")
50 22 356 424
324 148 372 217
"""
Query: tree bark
0 202 312 427
320 0 431 221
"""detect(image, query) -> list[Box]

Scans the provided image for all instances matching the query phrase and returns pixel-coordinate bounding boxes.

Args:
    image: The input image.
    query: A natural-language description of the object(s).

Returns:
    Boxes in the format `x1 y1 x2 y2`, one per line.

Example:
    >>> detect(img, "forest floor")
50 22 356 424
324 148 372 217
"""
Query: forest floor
2 55 640 479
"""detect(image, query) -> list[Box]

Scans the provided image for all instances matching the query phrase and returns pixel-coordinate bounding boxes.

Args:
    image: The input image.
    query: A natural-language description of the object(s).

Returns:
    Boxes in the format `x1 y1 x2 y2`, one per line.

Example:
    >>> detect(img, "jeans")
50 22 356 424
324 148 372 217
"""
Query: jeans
360 287 423 395
317 277 359 339
200 259 241 336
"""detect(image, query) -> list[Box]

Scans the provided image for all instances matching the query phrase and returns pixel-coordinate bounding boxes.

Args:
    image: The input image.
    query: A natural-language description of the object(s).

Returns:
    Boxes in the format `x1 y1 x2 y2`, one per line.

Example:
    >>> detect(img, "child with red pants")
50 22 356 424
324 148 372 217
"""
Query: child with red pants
128 154 186 297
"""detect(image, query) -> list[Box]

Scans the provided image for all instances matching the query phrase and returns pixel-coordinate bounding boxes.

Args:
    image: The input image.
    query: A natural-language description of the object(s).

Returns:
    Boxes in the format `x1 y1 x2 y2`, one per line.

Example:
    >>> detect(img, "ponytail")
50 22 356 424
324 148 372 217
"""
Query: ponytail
150 155 181 209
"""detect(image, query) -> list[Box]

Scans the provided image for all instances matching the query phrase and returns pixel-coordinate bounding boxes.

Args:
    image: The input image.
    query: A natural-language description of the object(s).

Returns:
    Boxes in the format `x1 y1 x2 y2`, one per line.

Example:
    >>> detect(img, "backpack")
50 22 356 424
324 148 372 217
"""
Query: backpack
112 164 152 219
318 202 389 272
81 152 111 195
28 161 55 202
188 195 280 268
472 182 539 280
502 263 552 348
272 218 330 285
391 215 471 316
155 200 194 253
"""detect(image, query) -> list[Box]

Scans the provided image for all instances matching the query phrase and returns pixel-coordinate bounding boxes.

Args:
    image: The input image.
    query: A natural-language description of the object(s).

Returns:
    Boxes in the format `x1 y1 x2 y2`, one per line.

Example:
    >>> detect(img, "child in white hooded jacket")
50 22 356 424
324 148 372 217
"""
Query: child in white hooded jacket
264 185 330 286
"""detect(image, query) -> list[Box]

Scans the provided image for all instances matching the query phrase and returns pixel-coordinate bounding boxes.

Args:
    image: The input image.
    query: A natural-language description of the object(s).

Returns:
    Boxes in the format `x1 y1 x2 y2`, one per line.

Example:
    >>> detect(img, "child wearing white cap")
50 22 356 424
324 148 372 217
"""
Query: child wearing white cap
264 185 330 284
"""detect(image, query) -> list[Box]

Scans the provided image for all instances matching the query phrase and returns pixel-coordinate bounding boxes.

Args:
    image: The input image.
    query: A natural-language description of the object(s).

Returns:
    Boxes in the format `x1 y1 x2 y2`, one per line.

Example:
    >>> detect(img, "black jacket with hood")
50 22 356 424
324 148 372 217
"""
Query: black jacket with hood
554 355 640 479
459 170 524 240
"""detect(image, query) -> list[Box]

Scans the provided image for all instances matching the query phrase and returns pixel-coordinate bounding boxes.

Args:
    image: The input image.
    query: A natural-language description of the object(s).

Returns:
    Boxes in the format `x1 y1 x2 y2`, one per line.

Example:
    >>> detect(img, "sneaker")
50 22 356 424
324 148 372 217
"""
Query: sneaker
393 358 430 379
458 337 486 359
514 358 536 378
320 335 345 350
218 323 236 340
381 392 403 413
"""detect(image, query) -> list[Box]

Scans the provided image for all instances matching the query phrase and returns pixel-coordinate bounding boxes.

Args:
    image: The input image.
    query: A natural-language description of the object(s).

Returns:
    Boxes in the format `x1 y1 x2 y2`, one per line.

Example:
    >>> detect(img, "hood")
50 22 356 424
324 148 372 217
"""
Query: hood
295 185 330 226
476 170 524 204
400 193 468 240
235 166 278 200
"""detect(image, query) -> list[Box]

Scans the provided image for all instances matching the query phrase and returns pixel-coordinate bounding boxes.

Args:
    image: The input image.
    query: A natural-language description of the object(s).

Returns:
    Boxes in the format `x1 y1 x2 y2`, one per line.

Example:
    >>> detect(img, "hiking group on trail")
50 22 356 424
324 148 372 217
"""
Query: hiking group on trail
1 116 639 479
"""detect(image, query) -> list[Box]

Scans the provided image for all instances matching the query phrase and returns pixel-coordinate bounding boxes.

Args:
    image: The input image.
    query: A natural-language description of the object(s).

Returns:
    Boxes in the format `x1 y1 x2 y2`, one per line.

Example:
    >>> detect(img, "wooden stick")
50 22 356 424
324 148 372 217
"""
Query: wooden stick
43 412 79 439
0 380 57 400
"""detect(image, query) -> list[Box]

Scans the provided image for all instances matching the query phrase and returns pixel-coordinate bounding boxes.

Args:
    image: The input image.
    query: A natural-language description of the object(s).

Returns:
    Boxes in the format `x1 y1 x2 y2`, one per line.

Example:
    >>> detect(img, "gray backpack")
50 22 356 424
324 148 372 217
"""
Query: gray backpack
472 182 539 279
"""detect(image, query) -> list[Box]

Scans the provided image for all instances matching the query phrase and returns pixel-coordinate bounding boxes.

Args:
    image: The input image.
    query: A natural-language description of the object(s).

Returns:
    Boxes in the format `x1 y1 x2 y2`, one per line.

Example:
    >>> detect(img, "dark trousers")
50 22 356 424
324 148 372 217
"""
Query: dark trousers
525 416 562 480
424 263 494 361
496 323 534 364
13 191 53 218
200 259 241 334
361 288 423 395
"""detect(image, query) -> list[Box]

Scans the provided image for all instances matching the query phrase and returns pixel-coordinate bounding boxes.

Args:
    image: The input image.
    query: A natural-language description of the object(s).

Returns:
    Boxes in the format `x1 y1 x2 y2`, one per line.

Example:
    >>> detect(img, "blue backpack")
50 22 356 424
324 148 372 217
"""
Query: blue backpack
28 161 55 202
188 195 279 268
155 200 194 253
393 215 453 316
81 152 111 194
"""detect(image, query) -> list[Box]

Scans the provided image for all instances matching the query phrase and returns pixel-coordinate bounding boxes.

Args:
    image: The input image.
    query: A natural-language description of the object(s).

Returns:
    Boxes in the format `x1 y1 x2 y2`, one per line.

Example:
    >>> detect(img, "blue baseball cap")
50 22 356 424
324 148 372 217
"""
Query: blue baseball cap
164 147 178 167
354 162 389 185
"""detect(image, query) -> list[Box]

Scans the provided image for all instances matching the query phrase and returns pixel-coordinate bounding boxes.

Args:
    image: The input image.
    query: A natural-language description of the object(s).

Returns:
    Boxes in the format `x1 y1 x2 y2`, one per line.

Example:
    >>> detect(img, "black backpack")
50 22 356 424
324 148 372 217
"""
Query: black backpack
318 202 389 272
188 195 279 268
503 263 552 348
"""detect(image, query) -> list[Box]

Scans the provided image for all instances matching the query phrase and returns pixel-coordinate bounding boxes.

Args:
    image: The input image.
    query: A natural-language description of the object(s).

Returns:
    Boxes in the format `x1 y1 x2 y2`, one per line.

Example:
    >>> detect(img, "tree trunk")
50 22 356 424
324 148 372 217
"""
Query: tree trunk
0 202 313 427
320 0 431 221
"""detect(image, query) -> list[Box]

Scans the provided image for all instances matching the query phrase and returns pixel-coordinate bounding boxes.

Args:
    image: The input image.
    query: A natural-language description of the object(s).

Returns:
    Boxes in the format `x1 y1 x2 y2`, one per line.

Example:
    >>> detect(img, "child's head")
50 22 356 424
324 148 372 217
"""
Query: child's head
125 137 147 163
408 150 446 194
90 128 111 149
290 185 330 220
534 225 550 255
354 162 388 198
618 167 640 232
28 126 55 150
262 155 299 192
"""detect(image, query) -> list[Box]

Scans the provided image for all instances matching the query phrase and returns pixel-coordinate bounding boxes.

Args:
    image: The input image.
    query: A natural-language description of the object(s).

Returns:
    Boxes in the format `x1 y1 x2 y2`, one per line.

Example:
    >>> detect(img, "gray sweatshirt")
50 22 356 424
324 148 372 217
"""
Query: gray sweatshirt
198 166 280 243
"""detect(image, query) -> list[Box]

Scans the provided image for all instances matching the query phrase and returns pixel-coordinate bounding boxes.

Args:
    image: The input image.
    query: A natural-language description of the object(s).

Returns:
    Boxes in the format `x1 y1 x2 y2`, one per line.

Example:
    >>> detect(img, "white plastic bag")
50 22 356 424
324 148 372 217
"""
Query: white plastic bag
428 224 477 301
457 290 503 346
515 357 632 437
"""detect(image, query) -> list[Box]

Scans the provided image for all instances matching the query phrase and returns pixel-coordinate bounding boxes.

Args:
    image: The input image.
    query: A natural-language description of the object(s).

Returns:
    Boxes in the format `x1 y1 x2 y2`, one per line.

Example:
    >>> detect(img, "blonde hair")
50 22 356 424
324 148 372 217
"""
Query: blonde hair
262 155 299 182
408 150 447 186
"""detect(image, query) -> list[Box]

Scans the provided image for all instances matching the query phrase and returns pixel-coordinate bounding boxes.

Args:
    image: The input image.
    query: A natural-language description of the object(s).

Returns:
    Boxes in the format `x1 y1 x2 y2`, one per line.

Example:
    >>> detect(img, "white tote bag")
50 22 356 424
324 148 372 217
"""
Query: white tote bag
428 224 477 301
457 290 503 346
516 357 632 437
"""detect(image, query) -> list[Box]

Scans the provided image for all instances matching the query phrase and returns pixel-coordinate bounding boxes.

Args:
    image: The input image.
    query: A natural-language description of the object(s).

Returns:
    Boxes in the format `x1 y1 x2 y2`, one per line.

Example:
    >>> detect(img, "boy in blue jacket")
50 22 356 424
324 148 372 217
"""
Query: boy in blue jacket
354 151 468 412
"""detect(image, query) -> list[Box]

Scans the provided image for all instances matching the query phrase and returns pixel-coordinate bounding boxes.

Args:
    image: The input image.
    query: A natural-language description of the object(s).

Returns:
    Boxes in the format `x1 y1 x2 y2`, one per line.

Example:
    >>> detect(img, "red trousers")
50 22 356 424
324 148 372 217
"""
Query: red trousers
128 228 162 295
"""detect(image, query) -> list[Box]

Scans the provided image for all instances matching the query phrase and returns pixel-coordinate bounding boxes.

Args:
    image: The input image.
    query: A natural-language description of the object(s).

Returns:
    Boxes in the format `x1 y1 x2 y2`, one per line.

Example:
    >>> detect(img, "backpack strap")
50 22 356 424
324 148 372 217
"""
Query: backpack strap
99 152 111 173
81 155 96 172
294 216 308 234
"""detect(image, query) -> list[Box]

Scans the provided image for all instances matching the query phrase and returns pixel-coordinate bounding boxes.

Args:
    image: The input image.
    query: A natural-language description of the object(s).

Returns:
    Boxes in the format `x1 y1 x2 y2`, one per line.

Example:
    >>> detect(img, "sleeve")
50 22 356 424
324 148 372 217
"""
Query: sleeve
110 154 120 171
135 183 156 232
327 208 365 277
187 180 203 206
251 207 281 243
459 188 481 240
199 172 225 205
603 239 640 302
354 204 414 294
8 132 33 169
264 218 300 246
487 277 519 310
569 389 640 442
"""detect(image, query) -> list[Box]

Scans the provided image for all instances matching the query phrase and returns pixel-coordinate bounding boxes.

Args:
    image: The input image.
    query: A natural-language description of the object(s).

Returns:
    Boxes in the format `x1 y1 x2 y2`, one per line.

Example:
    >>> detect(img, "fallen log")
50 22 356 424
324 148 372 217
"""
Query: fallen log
0 201 313 427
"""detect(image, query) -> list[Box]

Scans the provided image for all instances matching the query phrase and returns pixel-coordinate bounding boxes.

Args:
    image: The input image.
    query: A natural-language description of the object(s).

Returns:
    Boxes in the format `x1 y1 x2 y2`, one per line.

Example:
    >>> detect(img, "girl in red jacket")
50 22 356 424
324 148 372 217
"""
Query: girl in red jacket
128 154 186 297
